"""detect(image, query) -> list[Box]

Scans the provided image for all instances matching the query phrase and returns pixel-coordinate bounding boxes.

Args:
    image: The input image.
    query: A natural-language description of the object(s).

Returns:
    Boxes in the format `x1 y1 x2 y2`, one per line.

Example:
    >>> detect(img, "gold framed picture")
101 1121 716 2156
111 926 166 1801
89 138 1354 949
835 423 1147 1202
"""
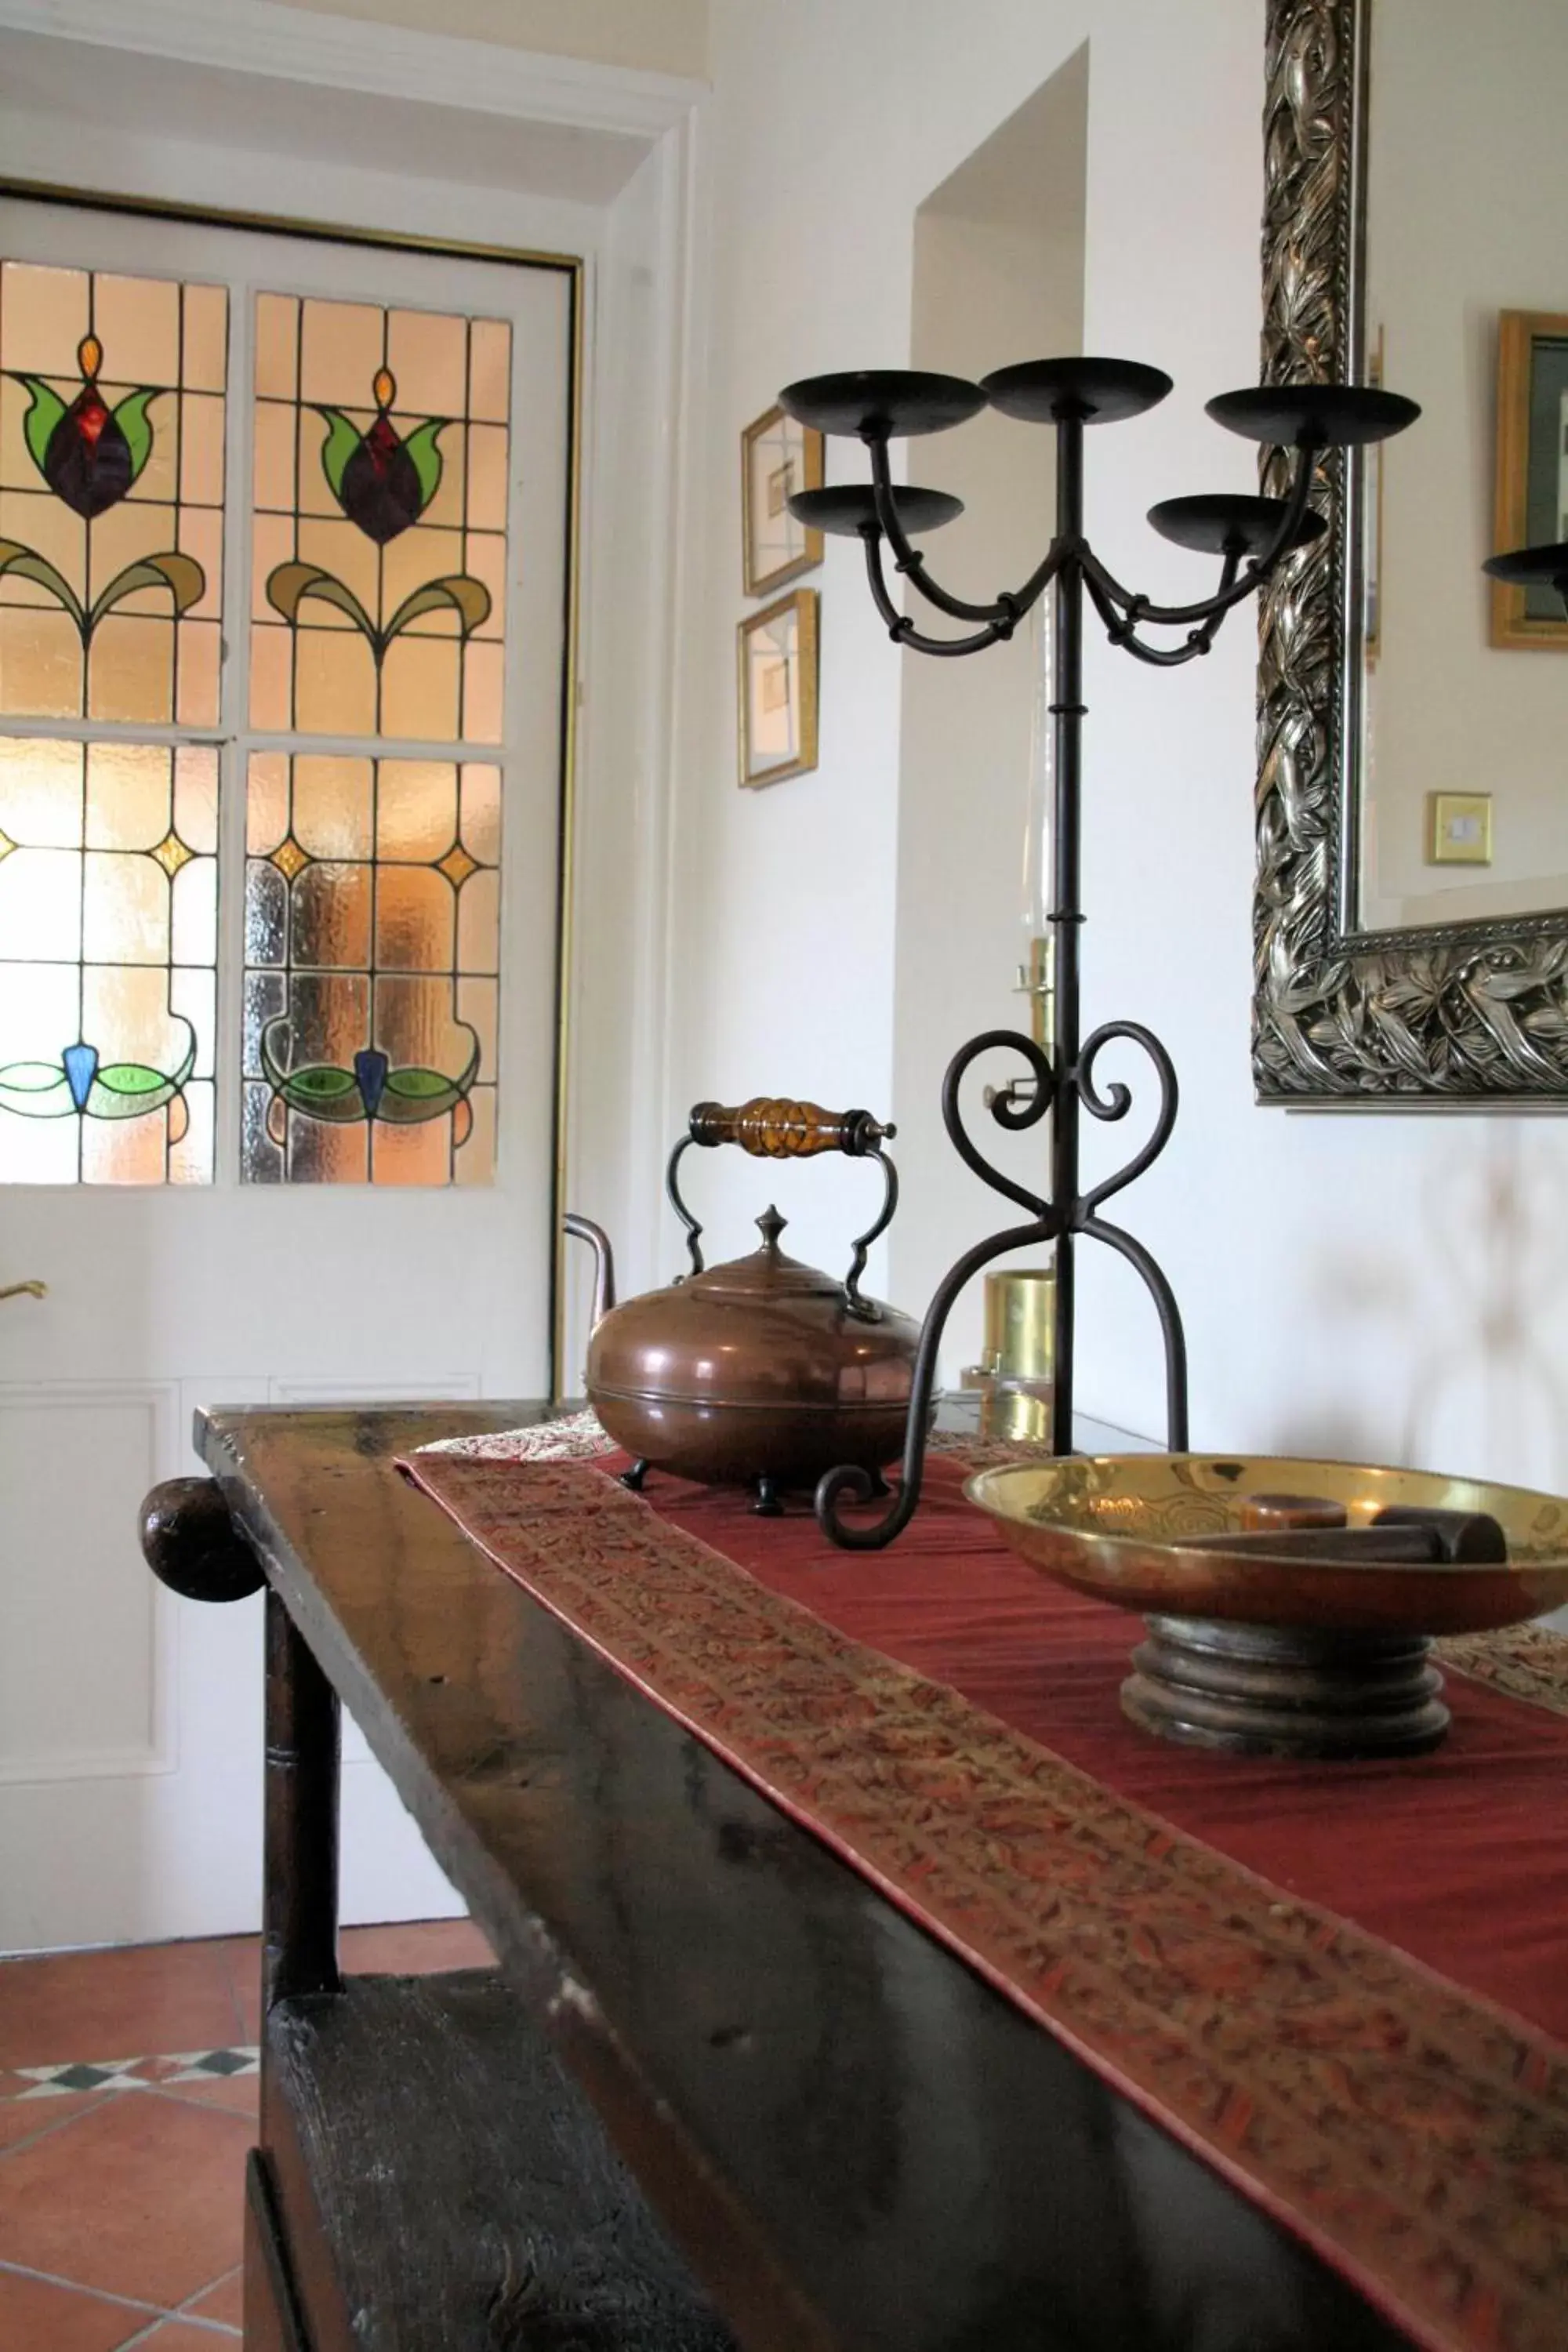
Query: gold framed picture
1490 310 1568 650
742 405 823 596
1426 791 1493 866
738 590 818 789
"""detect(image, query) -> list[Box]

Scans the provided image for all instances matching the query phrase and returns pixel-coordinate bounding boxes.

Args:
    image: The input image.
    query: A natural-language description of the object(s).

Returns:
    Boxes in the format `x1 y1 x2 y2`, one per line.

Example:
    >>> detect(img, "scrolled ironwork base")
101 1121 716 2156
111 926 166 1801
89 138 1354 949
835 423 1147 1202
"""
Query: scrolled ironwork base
814 1025 1189 1551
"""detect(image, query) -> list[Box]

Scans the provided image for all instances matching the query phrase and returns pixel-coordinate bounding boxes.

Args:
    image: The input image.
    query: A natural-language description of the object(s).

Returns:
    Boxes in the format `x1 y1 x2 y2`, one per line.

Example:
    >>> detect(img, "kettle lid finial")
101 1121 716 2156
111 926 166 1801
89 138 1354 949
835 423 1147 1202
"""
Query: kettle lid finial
756 1204 786 1250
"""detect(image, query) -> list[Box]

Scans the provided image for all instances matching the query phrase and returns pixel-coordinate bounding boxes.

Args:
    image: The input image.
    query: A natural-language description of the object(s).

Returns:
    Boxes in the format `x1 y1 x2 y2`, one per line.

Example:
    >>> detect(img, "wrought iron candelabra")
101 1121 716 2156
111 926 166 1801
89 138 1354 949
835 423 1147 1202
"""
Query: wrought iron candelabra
779 358 1417 1549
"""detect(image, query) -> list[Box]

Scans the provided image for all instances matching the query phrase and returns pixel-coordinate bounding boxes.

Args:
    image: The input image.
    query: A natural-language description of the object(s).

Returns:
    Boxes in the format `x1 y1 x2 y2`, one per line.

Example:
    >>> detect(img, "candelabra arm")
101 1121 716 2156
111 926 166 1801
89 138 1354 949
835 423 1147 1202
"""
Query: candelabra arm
868 437 1018 626
863 531 1011 657
1083 570 1232 668
1078 442 1317 630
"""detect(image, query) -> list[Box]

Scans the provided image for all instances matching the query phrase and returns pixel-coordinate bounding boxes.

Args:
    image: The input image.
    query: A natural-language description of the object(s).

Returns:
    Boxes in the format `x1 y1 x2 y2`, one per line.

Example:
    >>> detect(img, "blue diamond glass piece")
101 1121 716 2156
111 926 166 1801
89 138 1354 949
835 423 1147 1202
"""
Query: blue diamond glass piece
354 1048 389 1117
62 1042 99 1111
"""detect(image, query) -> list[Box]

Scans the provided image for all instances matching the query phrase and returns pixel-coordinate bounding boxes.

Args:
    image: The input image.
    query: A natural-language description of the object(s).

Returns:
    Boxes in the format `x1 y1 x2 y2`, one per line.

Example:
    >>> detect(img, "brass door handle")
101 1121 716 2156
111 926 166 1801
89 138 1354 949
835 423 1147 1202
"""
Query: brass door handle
0 1279 46 1302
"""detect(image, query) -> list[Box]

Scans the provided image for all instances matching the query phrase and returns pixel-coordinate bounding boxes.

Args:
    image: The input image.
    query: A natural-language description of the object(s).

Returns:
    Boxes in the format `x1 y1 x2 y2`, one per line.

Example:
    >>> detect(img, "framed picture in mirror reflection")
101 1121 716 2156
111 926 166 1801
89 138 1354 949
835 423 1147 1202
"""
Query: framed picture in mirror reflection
1491 310 1568 650
738 588 818 789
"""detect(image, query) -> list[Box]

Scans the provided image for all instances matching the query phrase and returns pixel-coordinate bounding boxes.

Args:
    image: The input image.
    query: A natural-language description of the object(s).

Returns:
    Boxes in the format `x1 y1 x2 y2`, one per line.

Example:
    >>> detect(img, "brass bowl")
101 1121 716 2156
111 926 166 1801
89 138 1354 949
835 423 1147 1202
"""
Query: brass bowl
964 1454 1568 1634
964 1454 1568 1757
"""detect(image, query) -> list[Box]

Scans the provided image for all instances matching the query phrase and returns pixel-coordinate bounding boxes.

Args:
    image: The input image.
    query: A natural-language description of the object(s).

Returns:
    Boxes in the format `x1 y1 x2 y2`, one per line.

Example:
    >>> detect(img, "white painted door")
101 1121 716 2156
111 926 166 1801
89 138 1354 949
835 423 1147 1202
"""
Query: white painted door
0 197 572 1949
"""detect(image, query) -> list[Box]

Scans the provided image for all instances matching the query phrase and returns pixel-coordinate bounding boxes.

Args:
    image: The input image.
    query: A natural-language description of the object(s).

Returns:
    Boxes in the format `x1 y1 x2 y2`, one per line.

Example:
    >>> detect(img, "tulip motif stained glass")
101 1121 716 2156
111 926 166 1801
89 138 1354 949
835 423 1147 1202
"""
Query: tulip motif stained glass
242 753 499 1185
0 737 216 1182
0 263 227 724
251 295 509 741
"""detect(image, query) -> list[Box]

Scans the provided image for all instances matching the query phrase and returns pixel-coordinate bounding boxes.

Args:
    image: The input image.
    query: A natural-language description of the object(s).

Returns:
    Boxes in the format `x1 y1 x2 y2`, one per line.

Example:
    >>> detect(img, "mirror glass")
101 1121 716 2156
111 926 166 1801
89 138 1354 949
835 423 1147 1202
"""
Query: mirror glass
1354 0 1568 935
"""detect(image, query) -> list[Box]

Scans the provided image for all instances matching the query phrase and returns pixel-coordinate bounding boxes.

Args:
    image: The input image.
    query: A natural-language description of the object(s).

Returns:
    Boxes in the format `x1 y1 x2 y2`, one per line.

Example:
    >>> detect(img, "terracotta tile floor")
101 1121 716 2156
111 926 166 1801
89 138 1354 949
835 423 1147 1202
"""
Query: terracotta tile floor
0 1917 494 2347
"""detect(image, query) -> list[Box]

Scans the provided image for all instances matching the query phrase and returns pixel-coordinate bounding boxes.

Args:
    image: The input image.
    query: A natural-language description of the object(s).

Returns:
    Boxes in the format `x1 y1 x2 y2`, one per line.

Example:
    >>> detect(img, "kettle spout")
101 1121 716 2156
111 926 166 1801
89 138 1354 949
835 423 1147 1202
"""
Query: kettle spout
564 1211 617 1327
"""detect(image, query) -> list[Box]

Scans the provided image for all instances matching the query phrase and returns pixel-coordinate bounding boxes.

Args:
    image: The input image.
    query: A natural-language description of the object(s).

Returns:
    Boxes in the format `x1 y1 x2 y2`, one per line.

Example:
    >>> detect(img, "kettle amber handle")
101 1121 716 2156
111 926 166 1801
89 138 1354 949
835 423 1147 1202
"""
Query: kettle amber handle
688 1098 894 1159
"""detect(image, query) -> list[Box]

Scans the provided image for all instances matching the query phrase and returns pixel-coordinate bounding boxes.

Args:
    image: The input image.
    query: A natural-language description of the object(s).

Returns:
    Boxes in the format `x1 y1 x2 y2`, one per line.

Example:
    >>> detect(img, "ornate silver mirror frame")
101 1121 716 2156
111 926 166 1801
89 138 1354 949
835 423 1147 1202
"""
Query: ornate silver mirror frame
1256 0 1568 1102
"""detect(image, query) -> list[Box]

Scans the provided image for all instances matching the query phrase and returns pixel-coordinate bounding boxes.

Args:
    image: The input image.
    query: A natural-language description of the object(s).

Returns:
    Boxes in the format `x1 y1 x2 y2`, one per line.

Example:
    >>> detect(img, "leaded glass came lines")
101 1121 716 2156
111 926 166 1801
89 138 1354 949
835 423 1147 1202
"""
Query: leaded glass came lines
0 738 217 1182
250 295 509 742
0 262 227 725
242 753 499 1185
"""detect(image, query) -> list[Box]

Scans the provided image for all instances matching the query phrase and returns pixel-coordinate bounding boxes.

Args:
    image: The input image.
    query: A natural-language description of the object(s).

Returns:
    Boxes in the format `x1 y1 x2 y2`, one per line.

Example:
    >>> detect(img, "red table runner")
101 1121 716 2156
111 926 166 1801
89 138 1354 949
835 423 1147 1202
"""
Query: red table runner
402 1447 1568 2352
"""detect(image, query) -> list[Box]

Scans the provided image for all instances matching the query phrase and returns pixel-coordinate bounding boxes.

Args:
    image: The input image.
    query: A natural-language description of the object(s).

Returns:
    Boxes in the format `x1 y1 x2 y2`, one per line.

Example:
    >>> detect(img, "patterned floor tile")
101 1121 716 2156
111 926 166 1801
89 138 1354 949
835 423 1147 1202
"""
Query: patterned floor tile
0 2263 158 2350
0 2093 249 2306
0 1944 243 2070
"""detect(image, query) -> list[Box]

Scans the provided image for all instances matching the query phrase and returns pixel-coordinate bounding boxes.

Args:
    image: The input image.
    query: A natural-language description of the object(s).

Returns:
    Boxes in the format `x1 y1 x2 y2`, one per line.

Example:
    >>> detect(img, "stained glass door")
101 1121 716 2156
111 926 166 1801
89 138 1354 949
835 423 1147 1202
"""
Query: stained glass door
0 196 573 1947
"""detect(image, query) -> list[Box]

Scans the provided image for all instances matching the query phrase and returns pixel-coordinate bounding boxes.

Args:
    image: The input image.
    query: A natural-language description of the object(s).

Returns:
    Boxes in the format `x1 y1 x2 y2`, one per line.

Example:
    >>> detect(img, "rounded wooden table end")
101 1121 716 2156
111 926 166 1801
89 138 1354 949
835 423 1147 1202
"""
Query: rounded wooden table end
140 1475 266 1602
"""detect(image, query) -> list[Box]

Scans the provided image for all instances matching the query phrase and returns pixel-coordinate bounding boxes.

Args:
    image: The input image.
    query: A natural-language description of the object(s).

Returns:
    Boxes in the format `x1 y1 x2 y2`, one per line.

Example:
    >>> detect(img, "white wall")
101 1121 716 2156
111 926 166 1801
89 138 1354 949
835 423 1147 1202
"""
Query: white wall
666 0 1568 1497
1361 0 1568 928
274 0 709 79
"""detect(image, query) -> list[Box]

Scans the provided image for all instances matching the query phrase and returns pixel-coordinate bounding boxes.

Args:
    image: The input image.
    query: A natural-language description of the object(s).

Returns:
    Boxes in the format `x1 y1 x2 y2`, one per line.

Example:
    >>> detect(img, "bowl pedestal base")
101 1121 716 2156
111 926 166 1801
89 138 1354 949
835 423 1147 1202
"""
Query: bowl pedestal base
1122 1615 1450 1759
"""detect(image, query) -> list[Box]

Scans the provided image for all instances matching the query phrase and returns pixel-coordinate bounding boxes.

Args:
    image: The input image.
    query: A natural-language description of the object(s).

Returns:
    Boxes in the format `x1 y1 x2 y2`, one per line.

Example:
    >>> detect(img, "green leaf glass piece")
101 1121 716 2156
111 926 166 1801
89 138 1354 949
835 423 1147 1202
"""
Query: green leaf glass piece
0 538 85 632
110 387 160 484
264 559 378 647
315 408 362 501
0 1061 74 1118
92 1063 180 1118
382 572 492 646
16 377 67 480
387 1067 452 1098
89 550 205 630
402 417 446 511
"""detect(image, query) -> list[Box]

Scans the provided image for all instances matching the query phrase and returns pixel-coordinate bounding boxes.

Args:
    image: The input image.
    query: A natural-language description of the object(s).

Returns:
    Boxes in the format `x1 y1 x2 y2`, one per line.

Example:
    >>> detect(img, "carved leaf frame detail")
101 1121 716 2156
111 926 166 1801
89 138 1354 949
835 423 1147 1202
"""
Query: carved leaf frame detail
1256 0 1568 1102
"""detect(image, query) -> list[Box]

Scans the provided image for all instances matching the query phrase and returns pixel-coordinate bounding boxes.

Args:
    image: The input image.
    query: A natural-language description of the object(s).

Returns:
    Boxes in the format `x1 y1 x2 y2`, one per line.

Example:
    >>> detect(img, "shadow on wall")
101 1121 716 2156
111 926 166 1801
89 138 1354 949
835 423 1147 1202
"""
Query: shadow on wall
1292 1125 1568 1489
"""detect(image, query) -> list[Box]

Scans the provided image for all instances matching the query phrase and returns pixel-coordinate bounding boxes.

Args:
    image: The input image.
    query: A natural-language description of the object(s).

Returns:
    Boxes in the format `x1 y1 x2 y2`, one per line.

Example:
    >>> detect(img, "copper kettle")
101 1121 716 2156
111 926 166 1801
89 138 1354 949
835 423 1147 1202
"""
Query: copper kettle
565 1097 919 1513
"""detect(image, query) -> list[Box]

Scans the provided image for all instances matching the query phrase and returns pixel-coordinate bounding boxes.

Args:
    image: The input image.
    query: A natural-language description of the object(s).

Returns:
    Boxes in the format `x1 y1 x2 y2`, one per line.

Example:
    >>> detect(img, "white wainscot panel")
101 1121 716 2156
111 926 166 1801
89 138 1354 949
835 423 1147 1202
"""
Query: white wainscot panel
0 1381 176 1783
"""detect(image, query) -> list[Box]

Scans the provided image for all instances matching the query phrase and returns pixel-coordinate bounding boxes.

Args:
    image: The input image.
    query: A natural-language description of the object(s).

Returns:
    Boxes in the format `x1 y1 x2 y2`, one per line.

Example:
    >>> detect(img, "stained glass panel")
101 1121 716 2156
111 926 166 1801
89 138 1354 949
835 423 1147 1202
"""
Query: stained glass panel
250 294 509 742
242 753 499 1185
0 737 216 1182
0 263 227 725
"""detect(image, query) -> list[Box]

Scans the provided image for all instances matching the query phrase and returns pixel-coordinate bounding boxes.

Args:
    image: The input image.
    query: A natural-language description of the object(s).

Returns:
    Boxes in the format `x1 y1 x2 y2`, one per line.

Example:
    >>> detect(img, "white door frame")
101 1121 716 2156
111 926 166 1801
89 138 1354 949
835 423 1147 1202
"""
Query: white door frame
0 0 704 1365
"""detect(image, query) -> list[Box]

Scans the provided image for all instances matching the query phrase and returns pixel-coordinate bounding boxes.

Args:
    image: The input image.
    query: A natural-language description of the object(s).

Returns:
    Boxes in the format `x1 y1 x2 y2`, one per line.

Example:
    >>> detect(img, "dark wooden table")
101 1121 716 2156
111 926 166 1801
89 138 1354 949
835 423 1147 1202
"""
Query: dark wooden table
143 1402 1414 2352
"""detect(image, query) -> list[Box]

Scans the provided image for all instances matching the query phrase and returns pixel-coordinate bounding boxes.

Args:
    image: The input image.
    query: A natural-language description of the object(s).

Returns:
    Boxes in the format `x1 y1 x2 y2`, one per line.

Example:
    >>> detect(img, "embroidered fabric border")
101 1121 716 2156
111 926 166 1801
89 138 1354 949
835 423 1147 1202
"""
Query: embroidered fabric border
405 1453 1568 2352
1439 1622 1568 1719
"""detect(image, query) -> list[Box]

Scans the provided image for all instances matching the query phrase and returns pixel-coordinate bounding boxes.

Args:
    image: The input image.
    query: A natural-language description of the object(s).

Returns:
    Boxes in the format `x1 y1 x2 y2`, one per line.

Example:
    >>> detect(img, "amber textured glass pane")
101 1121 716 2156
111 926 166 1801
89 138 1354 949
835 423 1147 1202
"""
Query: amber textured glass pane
0 263 88 375
94 274 180 386
458 764 501 863
467 318 511 423
88 615 174 724
292 756 374 860
294 632 378 736
0 260 227 726
252 401 296 512
456 866 500 974
243 753 500 1187
249 623 292 732
180 394 225 507
85 740 172 849
175 620 221 729
0 608 85 717
465 425 508 532
380 635 460 742
461 641 505 744
376 759 456 860
299 299 382 405
0 735 216 1184
183 283 228 394
387 308 466 416
254 292 299 401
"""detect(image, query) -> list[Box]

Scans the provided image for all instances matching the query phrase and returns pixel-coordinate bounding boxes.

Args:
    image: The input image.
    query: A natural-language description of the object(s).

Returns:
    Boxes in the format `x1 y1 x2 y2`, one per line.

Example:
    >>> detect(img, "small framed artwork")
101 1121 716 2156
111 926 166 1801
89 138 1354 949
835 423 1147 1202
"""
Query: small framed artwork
1491 310 1568 649
1426 791 1493 866
742 405 823 596
738 589 818 789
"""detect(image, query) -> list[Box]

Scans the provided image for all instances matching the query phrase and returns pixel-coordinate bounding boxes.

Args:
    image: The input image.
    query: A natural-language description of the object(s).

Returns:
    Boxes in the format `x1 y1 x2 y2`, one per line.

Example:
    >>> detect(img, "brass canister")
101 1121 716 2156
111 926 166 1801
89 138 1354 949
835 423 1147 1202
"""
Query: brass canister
963 1266 1056 1444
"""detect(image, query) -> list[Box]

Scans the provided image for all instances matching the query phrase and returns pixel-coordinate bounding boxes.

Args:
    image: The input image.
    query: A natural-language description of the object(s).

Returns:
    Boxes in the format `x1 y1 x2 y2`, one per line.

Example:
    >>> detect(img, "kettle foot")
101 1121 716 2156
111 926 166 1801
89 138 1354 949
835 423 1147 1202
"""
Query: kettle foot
620 1457 652 1493
752 1475 784 1517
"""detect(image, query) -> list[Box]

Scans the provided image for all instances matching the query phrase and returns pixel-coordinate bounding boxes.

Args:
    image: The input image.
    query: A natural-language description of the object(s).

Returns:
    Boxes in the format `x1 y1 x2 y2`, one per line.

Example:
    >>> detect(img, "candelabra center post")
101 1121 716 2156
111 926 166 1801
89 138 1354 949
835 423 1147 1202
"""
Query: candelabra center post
1050 408 1086 1456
